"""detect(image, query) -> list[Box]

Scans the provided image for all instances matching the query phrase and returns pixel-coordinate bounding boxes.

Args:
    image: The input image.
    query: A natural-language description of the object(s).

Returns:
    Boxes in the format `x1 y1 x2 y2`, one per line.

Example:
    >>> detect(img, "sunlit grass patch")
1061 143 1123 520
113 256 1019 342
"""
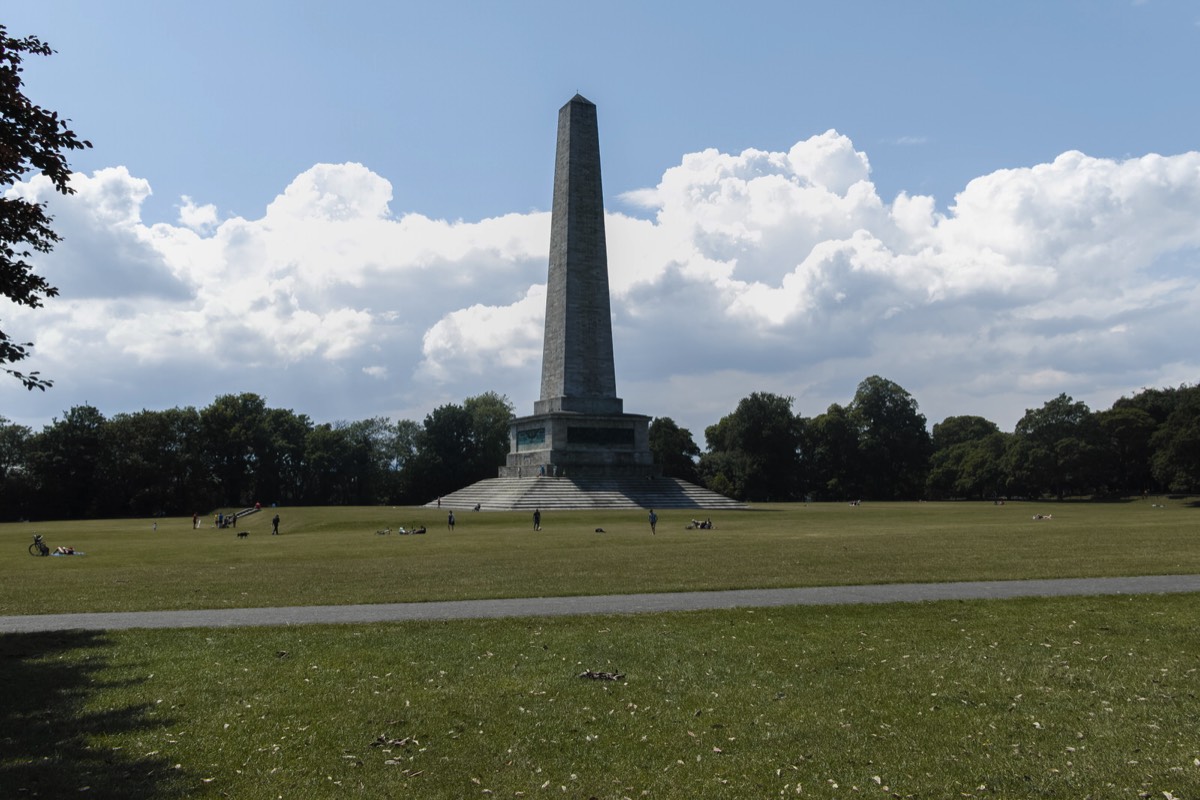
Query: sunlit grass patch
3 593 1198 798
2 500 1199 614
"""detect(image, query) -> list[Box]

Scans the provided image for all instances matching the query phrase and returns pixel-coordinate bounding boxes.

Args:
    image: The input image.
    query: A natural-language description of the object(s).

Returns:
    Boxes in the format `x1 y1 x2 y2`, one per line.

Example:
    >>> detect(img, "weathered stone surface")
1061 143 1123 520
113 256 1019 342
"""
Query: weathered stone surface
500 412 654 478
535 94 622 417
500 94 659 484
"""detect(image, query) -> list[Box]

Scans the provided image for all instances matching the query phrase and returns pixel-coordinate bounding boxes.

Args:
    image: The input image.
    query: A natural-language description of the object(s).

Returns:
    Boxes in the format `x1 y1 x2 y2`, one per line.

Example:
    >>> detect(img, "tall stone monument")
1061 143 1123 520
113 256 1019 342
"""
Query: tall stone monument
499 94 656 478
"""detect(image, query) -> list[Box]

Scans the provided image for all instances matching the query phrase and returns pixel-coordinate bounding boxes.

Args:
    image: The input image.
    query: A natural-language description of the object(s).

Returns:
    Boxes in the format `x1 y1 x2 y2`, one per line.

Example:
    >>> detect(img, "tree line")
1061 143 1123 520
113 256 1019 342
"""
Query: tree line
0 391 513 520
2 377 1198 519
679 376 1200 502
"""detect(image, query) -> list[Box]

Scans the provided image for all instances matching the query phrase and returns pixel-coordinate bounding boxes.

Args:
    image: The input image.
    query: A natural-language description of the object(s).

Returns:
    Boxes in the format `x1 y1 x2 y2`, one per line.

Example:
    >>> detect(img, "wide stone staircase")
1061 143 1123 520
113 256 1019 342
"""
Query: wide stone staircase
428 477 746 511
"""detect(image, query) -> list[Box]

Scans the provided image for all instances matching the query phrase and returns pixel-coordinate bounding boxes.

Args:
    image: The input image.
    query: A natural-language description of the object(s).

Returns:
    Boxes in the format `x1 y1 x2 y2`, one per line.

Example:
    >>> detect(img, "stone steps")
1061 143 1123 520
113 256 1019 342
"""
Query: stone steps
429 477 746 511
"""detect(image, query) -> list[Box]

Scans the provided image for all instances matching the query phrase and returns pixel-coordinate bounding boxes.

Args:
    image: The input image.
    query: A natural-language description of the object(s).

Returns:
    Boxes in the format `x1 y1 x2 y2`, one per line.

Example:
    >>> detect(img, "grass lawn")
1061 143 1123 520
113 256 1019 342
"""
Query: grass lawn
2 500 1198 798
2 499 1199 615
2 594 1198 799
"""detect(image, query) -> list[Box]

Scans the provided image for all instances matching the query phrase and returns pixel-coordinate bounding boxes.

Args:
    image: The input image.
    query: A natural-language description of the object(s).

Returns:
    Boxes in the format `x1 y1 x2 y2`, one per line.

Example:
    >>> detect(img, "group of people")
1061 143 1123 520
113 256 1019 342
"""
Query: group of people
185 509 280 534
687 518 716 530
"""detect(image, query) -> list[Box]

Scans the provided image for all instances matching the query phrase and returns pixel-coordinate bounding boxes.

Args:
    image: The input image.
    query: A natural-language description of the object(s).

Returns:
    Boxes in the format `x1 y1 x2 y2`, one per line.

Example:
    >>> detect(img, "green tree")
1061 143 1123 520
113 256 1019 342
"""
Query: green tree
301 419 381 505
848 376 931 500
931 415 1001 452
926 415 1004 500
387 418 422 503
257 407 313 505
1094 405 1157 495
803 403 860 500
26 404 106 518
303 423 348 505
1149 387 1200 493
648 417 701 482
95 410 185 517
200 393 269 506
409 403 476 502
700 392 802 501
0 415 33 520
157 406 210 512
340 417 399 504
1 26 92 389
1113 386 1182 426
395 393 512 503
1010 393 1099 498
927 432 1009 500
697 449 754 500
463 392 514 480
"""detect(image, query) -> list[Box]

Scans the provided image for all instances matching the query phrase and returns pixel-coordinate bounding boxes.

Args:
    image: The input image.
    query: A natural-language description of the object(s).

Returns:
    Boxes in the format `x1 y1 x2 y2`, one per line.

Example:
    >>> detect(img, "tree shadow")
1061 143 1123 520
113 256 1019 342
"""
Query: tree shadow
0 630 187 798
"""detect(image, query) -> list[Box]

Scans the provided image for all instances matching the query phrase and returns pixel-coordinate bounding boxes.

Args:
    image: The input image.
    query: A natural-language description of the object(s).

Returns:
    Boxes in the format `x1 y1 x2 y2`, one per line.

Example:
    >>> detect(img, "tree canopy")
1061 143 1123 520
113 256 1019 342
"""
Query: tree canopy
1 25 92 390
848 376 931 500
700 392 803 501
649 417 701 483
2 380 1199 520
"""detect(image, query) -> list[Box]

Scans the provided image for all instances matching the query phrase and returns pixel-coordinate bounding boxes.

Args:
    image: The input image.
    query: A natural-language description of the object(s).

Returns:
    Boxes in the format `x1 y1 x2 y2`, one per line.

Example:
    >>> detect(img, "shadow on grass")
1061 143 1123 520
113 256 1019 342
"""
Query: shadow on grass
0 630 184 798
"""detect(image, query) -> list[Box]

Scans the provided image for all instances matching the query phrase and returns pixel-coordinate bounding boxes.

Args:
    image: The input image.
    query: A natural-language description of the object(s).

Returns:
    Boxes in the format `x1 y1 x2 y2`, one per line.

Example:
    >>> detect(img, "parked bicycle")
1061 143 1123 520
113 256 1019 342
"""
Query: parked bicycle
29 534 50 557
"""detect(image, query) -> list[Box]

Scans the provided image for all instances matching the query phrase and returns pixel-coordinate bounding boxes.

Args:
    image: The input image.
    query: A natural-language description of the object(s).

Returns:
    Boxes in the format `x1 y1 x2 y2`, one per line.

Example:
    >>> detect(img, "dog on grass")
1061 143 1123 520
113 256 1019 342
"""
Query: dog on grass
236 530 248 539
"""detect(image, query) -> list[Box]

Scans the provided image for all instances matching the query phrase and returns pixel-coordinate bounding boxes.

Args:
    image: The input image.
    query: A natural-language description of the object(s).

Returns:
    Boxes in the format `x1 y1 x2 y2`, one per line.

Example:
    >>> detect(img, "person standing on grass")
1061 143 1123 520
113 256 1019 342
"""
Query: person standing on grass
648 509 658 535
533 508 541 531
447 510 456 531
271 514 280 535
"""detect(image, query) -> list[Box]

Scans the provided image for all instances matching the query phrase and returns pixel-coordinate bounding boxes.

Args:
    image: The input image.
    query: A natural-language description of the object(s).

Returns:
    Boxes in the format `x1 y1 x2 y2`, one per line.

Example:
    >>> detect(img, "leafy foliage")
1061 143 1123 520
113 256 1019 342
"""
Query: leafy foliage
648 416 700 482
848 375 931 500
802 402 860 501
0 392 512 519
1 25 92 389
1150 386 1200 492
406 393 514 503
3 378 1200 519
700 392 803 501
1009 394 1100 498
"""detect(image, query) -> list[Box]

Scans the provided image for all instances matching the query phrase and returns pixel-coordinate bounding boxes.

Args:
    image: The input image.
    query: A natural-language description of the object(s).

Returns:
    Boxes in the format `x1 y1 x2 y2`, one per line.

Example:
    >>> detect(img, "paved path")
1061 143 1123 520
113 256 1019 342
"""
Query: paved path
3 574 1199 634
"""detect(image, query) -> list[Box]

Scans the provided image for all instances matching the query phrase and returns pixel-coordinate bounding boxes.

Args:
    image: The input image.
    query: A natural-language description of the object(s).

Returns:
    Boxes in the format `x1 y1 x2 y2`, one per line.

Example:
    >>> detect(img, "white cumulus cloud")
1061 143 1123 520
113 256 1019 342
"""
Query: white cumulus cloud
3 137 1199 440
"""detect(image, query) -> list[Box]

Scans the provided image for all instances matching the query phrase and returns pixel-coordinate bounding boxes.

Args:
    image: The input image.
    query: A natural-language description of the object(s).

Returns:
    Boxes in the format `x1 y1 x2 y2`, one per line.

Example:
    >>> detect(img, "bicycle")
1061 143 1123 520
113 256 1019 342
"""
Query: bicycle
29 534 50 557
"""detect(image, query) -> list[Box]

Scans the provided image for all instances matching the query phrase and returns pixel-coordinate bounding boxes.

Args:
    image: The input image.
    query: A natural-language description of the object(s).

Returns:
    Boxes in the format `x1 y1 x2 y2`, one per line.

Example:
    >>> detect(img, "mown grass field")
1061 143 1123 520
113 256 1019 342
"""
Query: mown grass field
2 500 1198 798
3 594 1198 798
2 499 1198 615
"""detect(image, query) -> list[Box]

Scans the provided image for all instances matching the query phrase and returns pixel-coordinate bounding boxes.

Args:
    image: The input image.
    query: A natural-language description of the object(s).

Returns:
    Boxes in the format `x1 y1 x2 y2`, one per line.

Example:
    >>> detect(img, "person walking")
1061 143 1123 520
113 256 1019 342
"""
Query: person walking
648 509 658 535
533 508 541 531
271 514 280 535
447 510 456 532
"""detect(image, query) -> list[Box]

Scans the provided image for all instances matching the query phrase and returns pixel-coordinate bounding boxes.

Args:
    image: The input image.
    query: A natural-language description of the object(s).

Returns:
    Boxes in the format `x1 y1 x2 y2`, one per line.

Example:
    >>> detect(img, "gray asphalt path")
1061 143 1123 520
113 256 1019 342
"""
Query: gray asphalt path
4 574 1199 634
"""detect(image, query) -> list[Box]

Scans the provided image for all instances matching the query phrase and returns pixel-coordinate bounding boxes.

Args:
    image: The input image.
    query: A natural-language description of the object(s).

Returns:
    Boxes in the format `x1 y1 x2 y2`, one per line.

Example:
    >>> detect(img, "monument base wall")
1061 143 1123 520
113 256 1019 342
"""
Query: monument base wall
499 411 660 479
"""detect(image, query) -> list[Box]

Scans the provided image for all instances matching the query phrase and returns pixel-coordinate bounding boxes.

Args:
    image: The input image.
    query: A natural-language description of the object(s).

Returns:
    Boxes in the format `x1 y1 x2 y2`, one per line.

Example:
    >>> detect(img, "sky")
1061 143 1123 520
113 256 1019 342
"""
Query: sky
3 1 1200 443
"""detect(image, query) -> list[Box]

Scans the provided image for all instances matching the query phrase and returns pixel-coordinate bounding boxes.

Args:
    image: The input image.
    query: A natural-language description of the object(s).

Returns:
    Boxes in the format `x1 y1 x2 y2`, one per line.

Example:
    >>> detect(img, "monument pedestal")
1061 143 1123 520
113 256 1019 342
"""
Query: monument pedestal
500 410 658 479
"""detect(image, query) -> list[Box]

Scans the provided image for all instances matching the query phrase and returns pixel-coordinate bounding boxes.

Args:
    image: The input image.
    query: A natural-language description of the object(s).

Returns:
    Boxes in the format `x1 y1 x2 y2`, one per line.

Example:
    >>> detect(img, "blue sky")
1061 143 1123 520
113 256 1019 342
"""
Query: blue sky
4 1 1200 441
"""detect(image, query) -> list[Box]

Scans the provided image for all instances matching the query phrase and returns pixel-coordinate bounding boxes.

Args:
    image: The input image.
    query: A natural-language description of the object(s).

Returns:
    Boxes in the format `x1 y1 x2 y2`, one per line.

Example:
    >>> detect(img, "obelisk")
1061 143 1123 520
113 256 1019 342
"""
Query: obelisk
500 95 655 479
536 94 622 416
